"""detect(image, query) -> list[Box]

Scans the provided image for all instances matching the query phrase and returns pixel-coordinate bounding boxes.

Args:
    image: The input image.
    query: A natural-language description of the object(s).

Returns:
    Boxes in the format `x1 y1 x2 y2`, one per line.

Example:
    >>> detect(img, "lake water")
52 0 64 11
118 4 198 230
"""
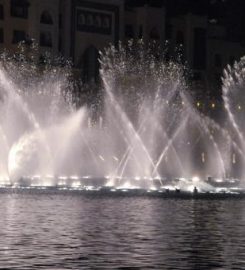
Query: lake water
0 192 244 269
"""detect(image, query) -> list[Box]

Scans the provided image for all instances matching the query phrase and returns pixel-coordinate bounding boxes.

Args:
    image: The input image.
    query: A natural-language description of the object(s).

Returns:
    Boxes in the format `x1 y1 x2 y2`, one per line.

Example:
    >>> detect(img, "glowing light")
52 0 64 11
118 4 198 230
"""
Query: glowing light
42 182 52 187
105 179 115 187
59 176 68 180
192 176 200 183
162 185 175 191
85 185 98 191
45 174 54 179
71 181 81 188
238 105 242 110
197 102 200 107
58 181 66 186
186 185 196 193
70 175 80 180
211 103 215 108
182 101 185 105
117 181 137 190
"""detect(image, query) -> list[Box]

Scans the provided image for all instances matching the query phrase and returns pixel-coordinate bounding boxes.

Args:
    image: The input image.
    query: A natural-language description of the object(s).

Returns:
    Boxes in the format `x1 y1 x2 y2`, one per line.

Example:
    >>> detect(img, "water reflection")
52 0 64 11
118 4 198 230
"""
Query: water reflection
0 194 244 269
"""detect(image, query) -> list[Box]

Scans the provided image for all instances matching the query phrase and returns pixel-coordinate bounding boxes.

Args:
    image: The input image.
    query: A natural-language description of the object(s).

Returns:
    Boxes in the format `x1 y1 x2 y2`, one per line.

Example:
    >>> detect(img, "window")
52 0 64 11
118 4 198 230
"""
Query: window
138 25 143 38
76 10 111 35
78 13 86 25
86 14 93 26
125 24 134 38
214 54 222 67
193 28 206 70
214 72 222 85
58 35 61 52
176 30 184 45
102 16 109 28
94 15 101 28
11 0 29 19
166 24 172 40
59 13 62 29
12 30 26 43
193 71 202 81
0 28 3 43
229 55 235 65
150 27 160 40
40 31 52 47
0 5 4 20
40 10 53 24
81 46 100 82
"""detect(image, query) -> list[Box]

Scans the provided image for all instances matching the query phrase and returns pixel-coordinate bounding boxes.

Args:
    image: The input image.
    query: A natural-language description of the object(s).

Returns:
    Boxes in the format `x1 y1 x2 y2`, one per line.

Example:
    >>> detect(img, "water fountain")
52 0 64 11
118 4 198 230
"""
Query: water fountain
0 41 244 195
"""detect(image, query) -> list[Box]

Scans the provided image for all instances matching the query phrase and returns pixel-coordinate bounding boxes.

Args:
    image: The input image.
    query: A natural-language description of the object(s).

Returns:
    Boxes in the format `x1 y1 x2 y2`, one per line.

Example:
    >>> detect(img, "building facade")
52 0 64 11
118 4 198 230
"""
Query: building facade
0 0 59 54
0 0 244 95
60 0 124 81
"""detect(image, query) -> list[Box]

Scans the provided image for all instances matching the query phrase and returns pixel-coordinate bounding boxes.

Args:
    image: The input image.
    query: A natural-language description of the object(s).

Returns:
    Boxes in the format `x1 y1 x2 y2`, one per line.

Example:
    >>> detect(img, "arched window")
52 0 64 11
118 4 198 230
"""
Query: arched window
40 10 53 24
80 46 100 82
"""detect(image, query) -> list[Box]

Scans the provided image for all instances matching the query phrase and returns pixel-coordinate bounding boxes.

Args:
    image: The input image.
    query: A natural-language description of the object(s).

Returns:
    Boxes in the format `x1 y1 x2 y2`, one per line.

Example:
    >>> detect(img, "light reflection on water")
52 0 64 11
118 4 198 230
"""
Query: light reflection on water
0 193 244 269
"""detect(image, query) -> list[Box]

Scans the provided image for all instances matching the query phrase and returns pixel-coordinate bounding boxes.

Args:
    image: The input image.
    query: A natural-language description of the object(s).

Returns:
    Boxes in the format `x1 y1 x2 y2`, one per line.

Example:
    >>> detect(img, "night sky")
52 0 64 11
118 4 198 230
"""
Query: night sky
125 0 245 42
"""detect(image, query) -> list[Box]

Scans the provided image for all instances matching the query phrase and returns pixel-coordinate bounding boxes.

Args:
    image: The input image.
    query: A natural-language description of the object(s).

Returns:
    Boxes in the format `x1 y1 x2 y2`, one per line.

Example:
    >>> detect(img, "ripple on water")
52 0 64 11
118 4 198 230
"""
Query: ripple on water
0 193 244 269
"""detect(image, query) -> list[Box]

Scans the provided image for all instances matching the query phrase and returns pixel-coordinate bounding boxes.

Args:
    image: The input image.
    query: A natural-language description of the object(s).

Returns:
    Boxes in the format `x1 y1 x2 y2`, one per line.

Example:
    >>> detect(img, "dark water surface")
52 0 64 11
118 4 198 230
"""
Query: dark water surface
0 193 244 269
